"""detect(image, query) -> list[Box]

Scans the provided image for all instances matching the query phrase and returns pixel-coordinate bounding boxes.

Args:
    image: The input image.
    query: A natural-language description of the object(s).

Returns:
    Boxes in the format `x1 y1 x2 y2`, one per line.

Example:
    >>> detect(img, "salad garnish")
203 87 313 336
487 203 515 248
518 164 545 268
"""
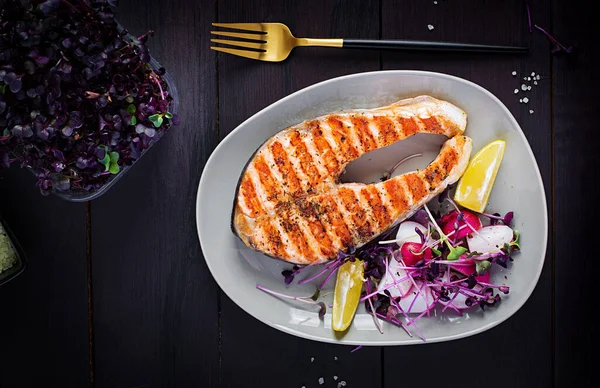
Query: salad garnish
257 184 520 342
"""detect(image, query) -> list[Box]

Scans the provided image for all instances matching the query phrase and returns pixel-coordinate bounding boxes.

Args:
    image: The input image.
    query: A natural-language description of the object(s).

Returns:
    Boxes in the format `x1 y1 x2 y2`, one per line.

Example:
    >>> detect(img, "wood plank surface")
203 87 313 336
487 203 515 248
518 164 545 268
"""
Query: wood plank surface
0 169 89 387
89 1 221 387
380 1 553 387
217 1 383 387
552 0 597 386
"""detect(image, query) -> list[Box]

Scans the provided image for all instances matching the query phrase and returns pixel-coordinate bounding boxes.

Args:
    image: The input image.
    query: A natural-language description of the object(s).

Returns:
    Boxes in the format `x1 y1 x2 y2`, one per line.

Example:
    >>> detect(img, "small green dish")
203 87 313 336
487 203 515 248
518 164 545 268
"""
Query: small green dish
0 215 27 287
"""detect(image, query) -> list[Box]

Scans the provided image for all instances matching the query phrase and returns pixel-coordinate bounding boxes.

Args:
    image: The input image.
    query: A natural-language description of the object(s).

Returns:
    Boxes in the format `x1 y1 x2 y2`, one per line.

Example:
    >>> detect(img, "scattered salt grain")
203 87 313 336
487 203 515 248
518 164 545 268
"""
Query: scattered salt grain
536 75 541 80
527 77 531 81
334 376 338 380
434 0 438 3
514 89 519 94
527 86 532 90
310 357 314 363
531 72 536 76
519 99 523 103
521 84 527 91
319 377 325 385
534 81 538 85
334 356 338 361
523 97 529 103
512 71 517 76
428 24 434 30
523 77 527 80
529 110 534 114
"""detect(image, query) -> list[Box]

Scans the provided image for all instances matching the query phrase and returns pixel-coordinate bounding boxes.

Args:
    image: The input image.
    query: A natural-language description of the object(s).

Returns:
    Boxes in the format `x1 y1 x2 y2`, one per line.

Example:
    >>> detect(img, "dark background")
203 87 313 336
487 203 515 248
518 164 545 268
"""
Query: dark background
0 0 597 387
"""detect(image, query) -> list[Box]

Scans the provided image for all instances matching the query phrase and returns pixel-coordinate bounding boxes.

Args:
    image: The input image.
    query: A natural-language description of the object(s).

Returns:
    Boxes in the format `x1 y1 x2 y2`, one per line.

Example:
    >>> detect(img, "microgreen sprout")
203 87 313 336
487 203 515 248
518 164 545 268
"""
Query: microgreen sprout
256 285 326 318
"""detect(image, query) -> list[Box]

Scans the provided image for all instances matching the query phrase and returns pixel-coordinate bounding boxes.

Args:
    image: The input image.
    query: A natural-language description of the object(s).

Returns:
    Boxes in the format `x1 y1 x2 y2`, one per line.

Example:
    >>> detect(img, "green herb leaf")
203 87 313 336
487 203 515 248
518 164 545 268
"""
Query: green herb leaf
109 152 119 163
130 116 137 126
310 287 320 301
126 104 136 114
164 112 173 119
153 115 163 128
0 84 6 95
447 246 468 261
148 113 161 123
509 230 521 250
99 154 110 171
432 248 442 257
475 260 491 275
109 162 119 174
503 243 513 257
466 251 483 258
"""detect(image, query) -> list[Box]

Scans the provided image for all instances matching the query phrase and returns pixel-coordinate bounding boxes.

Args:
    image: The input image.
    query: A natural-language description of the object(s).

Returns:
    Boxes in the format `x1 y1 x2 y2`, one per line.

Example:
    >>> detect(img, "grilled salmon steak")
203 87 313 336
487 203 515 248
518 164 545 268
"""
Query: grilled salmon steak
232 95 472 264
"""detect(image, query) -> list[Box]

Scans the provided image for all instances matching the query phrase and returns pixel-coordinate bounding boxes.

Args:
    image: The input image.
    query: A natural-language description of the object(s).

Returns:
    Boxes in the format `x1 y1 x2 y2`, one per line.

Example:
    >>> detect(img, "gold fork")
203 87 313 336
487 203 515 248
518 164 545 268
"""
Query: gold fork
211 22 528 62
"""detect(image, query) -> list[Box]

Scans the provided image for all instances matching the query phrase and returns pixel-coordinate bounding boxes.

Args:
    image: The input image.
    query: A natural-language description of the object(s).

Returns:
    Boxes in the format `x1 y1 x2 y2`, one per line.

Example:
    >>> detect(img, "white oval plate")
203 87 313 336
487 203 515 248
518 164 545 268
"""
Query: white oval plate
196 71 547 345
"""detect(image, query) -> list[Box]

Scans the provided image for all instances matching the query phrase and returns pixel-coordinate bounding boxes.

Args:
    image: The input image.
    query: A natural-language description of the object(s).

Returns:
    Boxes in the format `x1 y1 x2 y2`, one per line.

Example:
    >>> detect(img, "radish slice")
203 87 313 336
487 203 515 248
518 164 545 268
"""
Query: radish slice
467 225 513 254
395 221 427 244
451 263 476 277
475 271 491 283
398 281 435 314
400 242 432 266
377 263 412 298
440 210 482 240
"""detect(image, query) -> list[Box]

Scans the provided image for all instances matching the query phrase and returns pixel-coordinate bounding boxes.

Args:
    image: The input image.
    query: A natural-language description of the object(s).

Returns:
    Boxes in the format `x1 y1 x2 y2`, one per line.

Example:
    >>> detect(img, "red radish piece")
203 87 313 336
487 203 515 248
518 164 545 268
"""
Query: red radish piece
475 271 491 283
451 263 476 277
440 210 482 240
467 225 514 254
400 242 432 266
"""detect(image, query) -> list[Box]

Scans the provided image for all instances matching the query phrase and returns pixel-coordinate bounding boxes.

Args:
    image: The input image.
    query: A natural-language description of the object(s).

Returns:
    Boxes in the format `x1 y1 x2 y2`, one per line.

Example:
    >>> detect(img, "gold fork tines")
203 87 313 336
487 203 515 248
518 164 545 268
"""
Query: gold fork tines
210 22 342 62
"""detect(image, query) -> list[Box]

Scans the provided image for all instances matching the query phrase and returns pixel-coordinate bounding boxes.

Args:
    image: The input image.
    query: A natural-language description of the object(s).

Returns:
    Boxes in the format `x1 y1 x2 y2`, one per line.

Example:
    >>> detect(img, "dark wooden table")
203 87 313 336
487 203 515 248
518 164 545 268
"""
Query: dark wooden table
0 0 596 387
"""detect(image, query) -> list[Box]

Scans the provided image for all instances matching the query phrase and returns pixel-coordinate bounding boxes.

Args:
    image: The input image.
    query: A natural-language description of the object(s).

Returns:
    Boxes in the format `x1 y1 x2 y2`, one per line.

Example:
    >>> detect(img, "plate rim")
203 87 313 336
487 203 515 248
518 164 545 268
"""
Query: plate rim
196 70 549 346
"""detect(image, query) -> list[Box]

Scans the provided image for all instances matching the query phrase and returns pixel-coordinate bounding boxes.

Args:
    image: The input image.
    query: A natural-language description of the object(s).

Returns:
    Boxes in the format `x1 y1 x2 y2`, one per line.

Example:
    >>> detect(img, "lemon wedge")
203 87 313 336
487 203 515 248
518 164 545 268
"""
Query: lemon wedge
454 139 506 213
332 260 364 332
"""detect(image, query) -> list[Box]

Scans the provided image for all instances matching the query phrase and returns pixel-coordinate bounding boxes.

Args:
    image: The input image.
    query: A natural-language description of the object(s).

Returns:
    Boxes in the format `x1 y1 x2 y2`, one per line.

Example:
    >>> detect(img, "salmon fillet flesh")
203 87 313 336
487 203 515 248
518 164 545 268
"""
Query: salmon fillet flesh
232 95 472 264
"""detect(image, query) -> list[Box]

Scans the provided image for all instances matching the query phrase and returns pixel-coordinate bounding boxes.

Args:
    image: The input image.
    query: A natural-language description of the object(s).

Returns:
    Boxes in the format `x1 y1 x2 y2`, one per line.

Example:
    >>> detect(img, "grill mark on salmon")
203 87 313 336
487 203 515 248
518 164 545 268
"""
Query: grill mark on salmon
360 186 392 228
233 95 471 264
311 122 341 176
351 116 378 153
373 115 400 146
337 187 374 243
327 116 360 163
253 155 282 205
269 141 303 198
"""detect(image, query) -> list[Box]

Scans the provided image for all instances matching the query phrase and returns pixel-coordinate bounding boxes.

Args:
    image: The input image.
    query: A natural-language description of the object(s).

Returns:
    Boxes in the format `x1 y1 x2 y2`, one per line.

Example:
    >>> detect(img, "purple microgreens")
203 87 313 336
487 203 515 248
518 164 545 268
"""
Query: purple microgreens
350 345 363 353
360 273 412 302
477 282 510 294
0 0 178 195
534 25 575 54
374 312 412 337
256 285 326 318
381 153 423 181
297 257 344 285
415 227 426 244
526 0 532 32
481 211 514 226
364 280 384 334
409 208 429 226
318 260 345 289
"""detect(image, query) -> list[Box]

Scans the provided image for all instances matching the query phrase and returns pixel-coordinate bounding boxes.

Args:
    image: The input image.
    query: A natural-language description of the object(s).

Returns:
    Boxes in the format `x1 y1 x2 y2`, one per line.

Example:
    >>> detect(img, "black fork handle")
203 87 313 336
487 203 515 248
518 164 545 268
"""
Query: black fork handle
343 39 528 53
